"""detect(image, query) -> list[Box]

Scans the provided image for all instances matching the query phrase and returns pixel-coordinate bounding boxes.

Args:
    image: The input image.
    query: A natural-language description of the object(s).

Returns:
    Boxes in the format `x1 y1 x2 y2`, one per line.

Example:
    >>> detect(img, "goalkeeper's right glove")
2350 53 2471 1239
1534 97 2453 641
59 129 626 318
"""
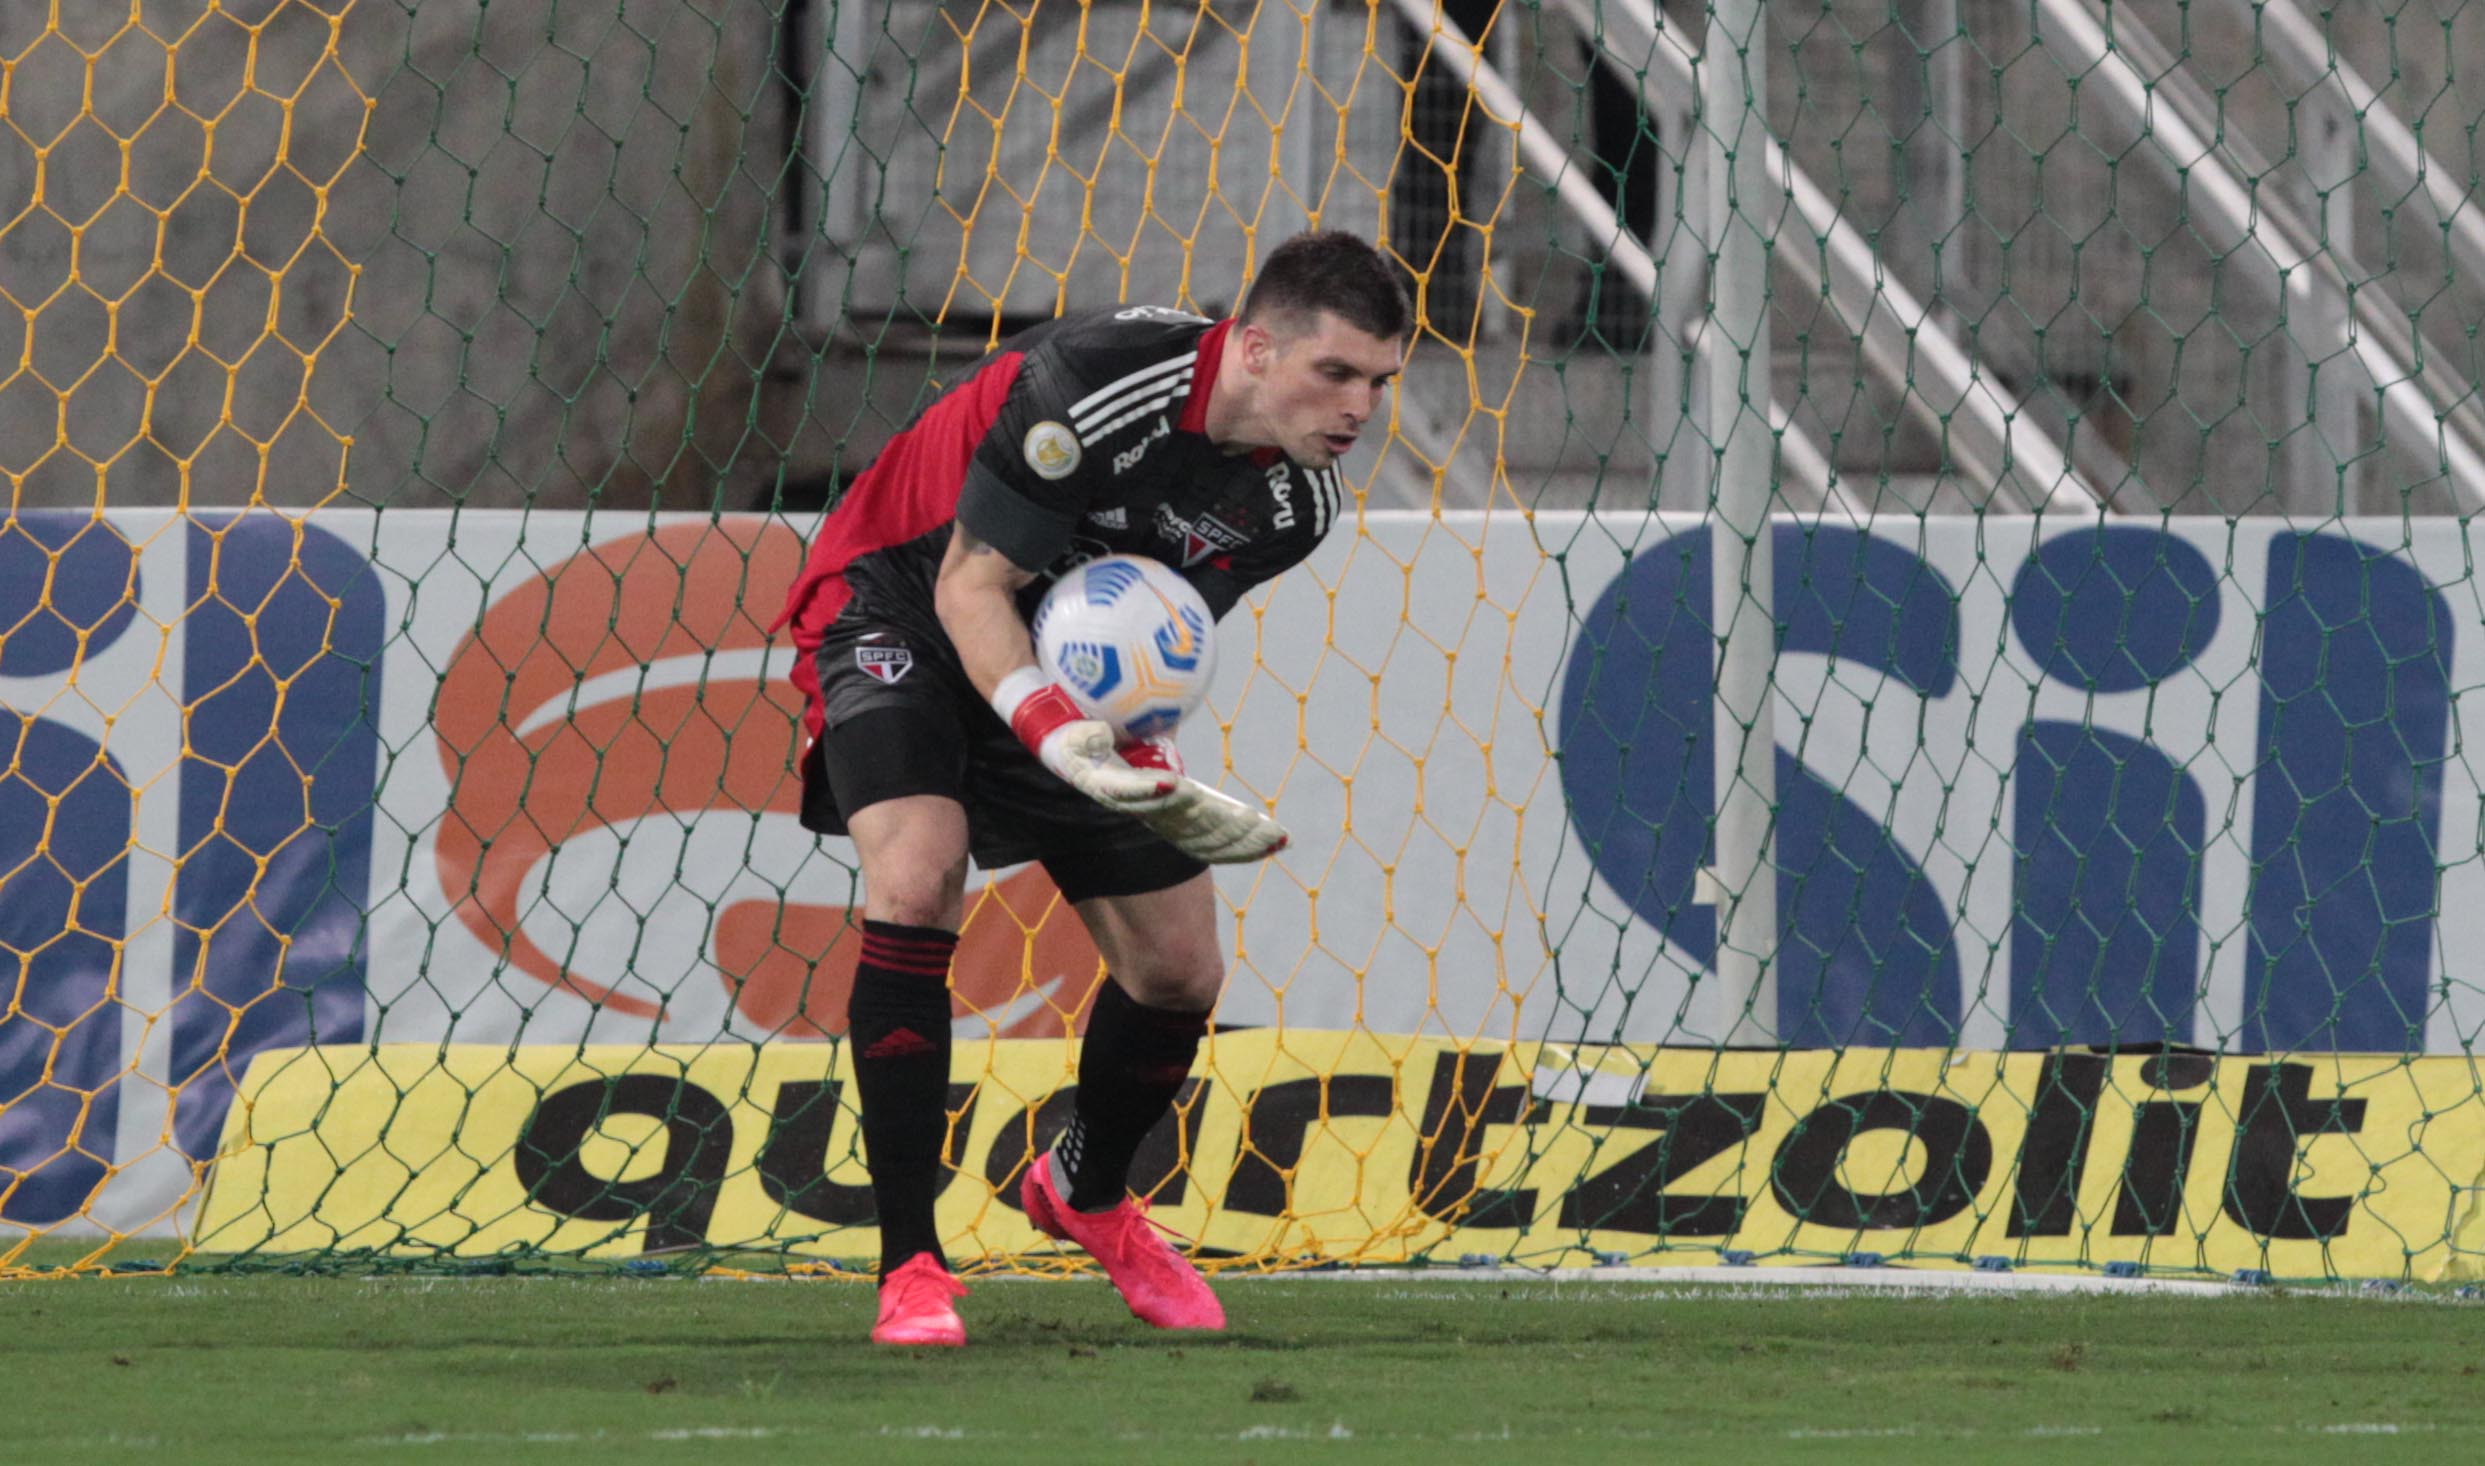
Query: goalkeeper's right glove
993 668 1290 864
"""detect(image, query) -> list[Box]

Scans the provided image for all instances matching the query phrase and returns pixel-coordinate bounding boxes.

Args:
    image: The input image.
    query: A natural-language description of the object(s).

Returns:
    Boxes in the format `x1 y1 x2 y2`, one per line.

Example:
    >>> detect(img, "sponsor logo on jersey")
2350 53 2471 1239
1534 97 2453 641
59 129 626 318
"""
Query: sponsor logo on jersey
856 644 913 683
1268 463 1297 529
1086 506 1128 529
1110 416 1172 476
1113 305 1211 323
1023 421 1082 480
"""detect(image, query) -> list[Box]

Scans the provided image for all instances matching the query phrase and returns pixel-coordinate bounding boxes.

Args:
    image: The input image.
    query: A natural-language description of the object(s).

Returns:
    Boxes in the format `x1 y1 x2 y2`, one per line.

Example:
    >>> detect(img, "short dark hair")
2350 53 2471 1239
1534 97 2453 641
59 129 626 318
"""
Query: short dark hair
1239 230 1414 342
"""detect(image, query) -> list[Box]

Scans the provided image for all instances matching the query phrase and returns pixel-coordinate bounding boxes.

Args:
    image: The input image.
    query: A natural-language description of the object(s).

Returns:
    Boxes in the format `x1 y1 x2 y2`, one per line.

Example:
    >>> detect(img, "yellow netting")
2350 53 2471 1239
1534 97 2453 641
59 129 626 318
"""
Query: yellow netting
9 0 2485 1285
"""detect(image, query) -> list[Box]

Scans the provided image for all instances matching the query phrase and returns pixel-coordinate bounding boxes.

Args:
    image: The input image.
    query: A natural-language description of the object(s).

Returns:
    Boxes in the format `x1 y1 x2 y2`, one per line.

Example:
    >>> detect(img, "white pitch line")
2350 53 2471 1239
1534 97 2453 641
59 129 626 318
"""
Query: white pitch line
1252 1264 2246 1296
1237 1424 1355 1441
370 1426 783 1448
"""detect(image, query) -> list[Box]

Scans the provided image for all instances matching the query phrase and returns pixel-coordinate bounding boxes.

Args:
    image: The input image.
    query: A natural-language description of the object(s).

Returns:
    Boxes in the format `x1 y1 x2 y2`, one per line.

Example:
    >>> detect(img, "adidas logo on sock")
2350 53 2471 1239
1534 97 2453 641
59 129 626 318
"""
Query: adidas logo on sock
863 1026 937 1060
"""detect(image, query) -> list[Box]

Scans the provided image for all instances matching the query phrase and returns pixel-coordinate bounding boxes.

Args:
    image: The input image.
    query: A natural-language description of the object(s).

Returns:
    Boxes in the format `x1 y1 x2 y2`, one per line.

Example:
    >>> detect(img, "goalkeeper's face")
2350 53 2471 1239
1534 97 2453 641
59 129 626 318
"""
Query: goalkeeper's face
1240 311 1405 468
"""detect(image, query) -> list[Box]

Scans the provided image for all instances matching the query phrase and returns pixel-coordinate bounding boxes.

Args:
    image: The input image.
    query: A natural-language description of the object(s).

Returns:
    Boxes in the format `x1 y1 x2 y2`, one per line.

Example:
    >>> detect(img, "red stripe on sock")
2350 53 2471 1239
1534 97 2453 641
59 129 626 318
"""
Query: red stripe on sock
860 949 953 977
861 935 953 953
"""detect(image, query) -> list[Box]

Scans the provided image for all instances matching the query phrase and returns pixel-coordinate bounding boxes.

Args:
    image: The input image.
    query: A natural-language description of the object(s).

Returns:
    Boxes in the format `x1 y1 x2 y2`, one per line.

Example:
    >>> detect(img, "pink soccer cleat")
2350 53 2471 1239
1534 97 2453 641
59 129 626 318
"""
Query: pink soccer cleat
870 1254 968 1346
1021 1152 1226 1331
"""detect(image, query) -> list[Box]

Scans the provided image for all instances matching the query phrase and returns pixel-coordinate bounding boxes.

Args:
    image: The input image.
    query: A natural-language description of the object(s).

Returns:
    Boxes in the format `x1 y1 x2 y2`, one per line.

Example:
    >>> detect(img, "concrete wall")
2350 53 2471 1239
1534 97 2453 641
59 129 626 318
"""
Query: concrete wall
2 0 811 513
5 0 2478 516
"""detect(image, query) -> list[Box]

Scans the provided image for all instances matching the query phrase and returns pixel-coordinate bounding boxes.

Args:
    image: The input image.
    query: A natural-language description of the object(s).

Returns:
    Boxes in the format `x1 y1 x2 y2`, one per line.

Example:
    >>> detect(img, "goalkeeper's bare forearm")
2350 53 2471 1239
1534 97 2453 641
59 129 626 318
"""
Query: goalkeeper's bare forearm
931 524 1040 702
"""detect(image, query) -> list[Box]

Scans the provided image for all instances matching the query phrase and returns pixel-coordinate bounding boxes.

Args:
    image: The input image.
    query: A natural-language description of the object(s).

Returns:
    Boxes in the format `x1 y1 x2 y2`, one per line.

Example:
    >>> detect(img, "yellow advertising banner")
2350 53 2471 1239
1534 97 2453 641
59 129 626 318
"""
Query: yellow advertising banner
197 1036 2485 1280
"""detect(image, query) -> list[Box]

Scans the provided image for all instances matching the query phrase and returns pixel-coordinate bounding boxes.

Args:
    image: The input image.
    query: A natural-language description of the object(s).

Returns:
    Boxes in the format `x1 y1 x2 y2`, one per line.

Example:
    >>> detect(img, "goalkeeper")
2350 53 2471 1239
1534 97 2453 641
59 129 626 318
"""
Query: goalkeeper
773 231 1411 1346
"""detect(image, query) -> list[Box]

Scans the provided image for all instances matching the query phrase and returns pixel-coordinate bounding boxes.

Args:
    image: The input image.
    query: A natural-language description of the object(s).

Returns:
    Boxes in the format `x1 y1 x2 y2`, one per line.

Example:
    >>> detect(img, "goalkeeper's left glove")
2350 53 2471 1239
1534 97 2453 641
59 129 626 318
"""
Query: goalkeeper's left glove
994 670 1289 863
1114 733 1290 862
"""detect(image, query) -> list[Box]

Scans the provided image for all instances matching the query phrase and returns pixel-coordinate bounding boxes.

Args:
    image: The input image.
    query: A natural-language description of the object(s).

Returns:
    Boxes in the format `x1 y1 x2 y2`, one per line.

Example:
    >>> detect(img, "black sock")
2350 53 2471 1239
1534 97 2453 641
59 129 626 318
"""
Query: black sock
1056 979 1209 1212
846 919 958 1276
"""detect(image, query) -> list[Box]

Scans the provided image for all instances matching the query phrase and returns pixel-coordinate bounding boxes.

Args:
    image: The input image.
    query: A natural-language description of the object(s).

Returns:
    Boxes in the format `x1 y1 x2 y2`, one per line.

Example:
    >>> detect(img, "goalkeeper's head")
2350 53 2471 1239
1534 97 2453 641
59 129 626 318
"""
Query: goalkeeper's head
1221 231 1414 468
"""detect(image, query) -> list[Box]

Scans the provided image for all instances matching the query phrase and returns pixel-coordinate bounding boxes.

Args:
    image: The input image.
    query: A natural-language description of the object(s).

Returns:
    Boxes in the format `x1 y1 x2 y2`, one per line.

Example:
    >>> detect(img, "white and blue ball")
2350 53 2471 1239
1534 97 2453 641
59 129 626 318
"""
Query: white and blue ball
1032 554 1214 740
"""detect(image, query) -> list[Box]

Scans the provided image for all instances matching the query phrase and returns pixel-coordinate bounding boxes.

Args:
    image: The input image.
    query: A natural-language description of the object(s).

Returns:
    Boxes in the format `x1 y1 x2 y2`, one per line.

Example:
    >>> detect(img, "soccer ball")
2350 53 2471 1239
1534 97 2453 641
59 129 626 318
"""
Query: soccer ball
1031 554 1215 740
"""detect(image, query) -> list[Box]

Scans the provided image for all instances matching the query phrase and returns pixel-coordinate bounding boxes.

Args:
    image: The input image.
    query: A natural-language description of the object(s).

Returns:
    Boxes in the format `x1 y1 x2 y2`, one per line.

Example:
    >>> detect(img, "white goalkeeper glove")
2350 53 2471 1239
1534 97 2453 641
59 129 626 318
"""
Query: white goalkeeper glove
993 668 1290 864
1114 735 1292 863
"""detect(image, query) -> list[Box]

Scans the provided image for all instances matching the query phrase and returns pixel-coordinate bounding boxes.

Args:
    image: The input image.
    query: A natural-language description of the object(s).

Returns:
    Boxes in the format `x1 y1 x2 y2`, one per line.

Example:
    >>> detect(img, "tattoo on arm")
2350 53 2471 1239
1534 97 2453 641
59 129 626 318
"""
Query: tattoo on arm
942 521 1038 594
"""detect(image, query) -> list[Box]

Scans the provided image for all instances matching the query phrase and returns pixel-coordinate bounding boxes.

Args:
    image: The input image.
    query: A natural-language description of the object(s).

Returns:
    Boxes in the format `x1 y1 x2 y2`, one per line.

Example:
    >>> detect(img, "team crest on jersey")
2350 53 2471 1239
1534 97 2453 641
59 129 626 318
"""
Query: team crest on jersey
1150 506 1246 566
1023 421 1082 480
855 644 914 683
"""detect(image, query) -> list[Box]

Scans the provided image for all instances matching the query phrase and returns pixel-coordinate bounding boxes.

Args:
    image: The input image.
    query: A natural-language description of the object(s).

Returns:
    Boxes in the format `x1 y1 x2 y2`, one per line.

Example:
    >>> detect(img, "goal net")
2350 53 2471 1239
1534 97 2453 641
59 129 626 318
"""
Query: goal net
6 0 2485 1285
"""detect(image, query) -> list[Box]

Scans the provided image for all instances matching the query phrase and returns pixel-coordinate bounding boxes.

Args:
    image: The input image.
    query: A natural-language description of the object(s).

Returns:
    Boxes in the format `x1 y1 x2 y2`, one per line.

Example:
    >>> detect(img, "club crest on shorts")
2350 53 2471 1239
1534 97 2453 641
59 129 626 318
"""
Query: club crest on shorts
856 643 914 683
1023 420 1082 480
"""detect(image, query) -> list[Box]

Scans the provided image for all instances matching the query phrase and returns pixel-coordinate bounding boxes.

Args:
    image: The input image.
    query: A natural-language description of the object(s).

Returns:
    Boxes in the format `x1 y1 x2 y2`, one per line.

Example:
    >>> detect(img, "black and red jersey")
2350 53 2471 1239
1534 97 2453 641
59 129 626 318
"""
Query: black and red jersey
775 306 1345 739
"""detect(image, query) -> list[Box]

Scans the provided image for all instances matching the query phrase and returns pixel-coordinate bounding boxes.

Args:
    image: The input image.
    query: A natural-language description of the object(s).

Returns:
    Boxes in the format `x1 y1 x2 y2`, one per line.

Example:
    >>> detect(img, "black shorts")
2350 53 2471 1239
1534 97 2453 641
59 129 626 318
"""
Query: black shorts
799 615 1206 903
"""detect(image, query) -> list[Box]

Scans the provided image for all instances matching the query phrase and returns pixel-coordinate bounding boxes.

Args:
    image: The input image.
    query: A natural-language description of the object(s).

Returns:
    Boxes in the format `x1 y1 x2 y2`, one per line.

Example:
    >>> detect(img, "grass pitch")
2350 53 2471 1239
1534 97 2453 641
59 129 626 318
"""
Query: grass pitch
4 1262 2484 1464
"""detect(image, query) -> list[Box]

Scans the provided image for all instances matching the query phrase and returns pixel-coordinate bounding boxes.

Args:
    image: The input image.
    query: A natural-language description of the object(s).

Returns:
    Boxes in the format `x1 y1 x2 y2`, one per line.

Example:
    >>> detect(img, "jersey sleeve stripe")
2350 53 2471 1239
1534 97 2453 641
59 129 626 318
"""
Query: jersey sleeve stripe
1312 466 1341 538
1086 377 1192 440
1074 375 1193 437
1070 353 1198 429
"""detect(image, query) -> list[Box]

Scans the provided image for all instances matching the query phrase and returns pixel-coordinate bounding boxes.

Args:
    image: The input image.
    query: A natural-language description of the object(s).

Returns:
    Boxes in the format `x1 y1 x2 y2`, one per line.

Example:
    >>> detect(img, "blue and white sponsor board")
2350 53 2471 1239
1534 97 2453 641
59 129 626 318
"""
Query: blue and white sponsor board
3 509 2481 1236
